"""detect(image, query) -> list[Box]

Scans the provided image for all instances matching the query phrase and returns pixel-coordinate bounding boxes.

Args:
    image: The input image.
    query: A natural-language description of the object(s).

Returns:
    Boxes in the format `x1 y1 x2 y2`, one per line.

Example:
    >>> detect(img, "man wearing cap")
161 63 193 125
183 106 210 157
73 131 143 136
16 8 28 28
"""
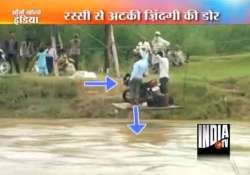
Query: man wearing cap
151 31 170 67
151 31 170 54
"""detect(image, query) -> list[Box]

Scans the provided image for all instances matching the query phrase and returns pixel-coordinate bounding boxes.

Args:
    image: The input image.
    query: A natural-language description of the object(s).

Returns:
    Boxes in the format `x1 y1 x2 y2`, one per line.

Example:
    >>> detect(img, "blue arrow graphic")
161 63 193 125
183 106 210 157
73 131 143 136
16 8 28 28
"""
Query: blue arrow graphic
83 75 118 92
128 105 147 135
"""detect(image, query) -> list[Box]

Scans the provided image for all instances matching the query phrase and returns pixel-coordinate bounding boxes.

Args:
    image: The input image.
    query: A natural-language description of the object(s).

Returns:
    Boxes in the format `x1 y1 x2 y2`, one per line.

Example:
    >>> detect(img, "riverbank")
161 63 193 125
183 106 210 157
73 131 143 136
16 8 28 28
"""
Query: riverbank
0 53 250 120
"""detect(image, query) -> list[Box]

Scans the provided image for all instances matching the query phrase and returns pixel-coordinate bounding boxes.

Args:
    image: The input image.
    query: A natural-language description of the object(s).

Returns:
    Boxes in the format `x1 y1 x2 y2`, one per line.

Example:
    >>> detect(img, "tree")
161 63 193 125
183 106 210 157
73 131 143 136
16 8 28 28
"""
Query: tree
104 25 120 77
50 26 59 76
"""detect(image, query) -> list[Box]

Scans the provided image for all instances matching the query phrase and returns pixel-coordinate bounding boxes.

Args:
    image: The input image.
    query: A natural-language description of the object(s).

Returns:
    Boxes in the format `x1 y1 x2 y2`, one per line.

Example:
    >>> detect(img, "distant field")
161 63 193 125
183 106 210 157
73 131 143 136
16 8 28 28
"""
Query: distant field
172 53 250 82
0 53 250 120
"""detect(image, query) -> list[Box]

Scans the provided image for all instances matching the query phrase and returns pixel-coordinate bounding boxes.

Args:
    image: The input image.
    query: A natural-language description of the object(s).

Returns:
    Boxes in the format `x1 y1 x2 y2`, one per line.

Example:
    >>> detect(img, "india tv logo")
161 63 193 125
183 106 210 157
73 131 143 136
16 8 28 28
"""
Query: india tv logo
197 124 230 156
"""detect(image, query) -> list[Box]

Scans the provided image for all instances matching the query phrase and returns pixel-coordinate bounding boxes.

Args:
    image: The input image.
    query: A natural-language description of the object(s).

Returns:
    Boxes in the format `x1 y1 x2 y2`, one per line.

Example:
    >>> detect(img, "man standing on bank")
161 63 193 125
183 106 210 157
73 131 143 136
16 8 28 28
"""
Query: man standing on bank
69 34 81 70
45 42 58 75
156 51 170 94
20 39 34 72
4 31 20 74
130 53 148 105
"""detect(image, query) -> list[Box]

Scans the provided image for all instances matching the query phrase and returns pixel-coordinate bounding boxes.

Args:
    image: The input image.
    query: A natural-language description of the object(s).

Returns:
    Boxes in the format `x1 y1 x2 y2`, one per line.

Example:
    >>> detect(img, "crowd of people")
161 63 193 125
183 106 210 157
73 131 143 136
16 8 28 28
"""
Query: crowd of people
0 31 81 76
129 31 184 105
1 30 185 106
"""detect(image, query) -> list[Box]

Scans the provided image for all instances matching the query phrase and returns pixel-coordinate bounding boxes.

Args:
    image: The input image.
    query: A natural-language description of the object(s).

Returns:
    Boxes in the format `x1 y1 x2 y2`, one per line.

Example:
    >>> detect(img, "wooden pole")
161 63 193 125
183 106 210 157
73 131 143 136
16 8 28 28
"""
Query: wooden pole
50 26 59 76
104 25 120 77
110 25 120 77
57 32 63 51
104 25 112 74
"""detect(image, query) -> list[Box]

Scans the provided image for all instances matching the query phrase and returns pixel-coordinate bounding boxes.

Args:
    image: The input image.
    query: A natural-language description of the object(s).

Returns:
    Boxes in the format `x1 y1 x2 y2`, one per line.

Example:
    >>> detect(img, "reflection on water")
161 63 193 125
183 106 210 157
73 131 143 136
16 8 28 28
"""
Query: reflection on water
0 119 249 175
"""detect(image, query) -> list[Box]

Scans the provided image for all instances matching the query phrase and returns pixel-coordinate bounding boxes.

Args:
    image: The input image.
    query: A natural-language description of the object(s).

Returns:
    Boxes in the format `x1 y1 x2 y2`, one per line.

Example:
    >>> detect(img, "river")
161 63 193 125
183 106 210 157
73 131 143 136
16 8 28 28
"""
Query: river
0 119 249 175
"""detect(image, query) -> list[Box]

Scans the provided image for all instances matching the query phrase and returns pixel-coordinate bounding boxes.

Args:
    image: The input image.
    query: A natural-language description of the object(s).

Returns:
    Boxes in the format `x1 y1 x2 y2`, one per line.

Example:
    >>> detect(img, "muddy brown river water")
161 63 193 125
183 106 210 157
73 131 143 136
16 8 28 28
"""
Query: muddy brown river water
0 119 249 175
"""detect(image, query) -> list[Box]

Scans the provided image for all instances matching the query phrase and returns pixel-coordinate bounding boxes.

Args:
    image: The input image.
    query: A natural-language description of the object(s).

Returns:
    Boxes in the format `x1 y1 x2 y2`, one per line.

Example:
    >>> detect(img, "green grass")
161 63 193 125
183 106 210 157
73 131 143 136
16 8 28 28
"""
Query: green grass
0 75 77 118
0 53 250 120
172 53 250 82
141 53 250 120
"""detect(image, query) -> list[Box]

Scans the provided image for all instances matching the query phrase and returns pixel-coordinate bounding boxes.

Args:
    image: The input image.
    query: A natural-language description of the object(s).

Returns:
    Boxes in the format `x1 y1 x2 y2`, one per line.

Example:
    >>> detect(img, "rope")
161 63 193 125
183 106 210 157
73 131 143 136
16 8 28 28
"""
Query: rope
86 33 106 48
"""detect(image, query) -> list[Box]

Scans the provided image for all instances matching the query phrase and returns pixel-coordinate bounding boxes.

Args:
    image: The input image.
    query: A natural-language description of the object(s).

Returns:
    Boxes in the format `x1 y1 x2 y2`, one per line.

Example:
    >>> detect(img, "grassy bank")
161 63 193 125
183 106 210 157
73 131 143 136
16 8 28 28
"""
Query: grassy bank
0 54 250 120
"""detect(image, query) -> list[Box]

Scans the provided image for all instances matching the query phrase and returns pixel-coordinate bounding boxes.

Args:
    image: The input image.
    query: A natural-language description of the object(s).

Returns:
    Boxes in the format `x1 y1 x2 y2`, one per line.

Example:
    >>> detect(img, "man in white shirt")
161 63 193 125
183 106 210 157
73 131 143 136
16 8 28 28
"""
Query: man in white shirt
45 42 58 74
151 31 170 73
156 51 170 94
151 31 170 56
